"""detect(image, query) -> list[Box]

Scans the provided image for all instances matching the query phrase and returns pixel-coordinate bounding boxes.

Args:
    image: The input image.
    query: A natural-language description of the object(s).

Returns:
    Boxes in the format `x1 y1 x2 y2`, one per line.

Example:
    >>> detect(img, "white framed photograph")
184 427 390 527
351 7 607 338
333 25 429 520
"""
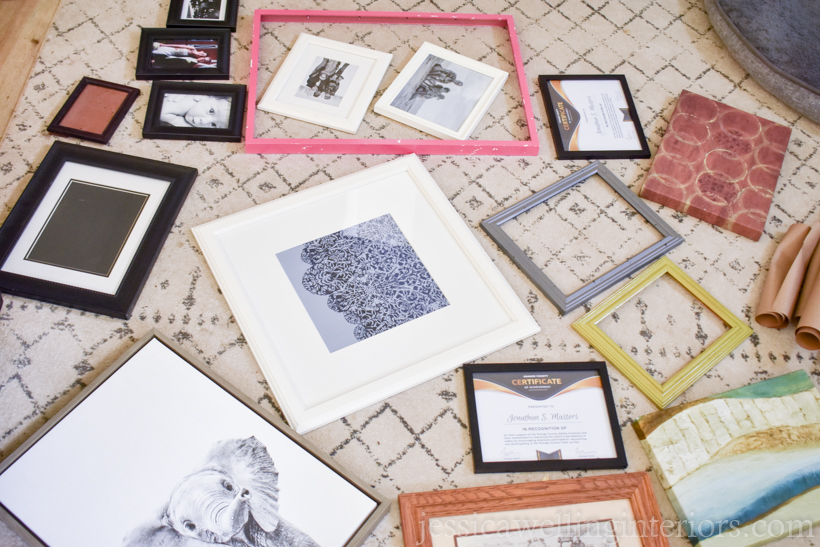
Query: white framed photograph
257 34 392 134
374 42 508 140
193 155 539 433
0 330 388 547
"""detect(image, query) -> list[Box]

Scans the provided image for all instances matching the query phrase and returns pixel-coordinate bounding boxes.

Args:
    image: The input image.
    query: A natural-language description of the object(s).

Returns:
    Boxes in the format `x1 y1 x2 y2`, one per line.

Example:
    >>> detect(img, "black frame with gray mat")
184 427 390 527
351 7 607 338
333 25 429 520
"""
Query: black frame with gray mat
0 329 390 547
480 162 683 314
0 141 197 318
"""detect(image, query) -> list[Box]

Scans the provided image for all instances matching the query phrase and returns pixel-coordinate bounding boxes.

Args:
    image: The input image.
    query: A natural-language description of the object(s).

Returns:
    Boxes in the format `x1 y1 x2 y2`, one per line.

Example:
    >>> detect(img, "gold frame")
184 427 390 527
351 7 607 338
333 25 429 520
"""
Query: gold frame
572 256 752 408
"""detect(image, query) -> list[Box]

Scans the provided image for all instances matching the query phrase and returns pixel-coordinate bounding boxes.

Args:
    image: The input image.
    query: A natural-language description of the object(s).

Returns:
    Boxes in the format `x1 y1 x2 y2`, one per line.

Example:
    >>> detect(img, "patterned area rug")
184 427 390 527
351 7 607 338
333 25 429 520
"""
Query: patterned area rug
1 0 819 546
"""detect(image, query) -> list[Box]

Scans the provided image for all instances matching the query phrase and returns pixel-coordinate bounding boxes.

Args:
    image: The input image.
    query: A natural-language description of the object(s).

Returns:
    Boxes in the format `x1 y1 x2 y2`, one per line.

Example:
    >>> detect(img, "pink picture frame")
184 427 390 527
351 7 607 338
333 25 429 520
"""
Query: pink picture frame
247 10 539 156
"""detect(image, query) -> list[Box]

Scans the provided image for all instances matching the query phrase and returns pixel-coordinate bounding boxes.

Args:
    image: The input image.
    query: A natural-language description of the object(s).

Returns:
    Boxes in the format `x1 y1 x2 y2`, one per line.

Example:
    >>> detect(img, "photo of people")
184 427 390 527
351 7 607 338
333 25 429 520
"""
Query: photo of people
179 0 225 20
295 56 359 107
390 54 492 131
159 93 232 128
151 40 219 69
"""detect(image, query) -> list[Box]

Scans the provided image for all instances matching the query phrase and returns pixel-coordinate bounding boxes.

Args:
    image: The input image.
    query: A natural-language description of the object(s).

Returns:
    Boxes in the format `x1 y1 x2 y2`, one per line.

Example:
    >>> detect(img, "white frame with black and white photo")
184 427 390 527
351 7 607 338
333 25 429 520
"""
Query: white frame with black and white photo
256 33 392 134
374 42 508 140
143 81 246 142
0 330 389 547
193 154 539 433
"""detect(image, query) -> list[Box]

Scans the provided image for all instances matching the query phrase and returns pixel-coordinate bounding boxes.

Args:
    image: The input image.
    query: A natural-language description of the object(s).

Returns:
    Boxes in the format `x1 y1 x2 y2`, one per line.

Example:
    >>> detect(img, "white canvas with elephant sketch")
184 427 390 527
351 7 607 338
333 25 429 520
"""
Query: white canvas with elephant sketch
0 339 377 547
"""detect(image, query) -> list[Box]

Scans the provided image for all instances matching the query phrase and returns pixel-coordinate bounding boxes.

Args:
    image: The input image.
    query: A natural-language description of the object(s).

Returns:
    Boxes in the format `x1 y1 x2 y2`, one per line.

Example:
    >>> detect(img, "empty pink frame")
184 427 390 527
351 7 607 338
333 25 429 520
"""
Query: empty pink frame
247 10 539 156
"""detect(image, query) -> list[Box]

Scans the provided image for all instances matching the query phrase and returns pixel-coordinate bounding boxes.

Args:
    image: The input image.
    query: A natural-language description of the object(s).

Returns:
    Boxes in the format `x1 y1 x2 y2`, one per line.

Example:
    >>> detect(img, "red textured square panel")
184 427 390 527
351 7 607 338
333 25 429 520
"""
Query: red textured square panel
640 90 791 241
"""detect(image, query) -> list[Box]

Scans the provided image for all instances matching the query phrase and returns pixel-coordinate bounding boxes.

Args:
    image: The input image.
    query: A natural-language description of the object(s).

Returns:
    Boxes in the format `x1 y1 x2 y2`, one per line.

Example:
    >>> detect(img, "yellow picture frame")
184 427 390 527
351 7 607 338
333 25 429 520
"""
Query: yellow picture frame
572 256 753 408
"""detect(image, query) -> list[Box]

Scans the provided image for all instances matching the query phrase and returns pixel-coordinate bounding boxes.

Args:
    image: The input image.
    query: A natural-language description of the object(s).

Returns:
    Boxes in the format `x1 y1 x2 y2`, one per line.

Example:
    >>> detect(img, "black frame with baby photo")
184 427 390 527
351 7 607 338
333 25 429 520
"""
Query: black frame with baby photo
166 0 239 32
136 28 231 81
0 329 390 547
143 81 246 142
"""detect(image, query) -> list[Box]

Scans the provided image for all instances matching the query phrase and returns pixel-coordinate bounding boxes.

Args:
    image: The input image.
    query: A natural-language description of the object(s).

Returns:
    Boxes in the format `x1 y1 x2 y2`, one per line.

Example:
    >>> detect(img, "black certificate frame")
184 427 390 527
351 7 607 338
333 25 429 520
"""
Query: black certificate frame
0 141 197 319
463 362 627 474
143 81 246 142
539 74 650 160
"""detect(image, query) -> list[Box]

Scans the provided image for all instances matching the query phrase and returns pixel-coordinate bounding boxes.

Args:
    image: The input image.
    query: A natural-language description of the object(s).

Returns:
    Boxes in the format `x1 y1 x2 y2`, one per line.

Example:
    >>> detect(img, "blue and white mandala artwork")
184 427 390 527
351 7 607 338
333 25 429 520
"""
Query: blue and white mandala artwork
277 214 449 352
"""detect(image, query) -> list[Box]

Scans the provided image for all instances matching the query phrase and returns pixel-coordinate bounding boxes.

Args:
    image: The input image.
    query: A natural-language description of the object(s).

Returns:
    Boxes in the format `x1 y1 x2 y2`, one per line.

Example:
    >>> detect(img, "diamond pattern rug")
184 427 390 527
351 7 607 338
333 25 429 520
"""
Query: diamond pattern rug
1 0 819 546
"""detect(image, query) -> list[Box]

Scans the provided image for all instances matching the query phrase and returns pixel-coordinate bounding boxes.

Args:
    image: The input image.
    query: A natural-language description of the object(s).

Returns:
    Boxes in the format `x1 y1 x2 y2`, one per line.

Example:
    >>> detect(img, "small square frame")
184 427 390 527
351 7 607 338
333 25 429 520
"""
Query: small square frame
143 81 246 142
540 74 650 160
47 77 140 144
0 141 197 319
374 42 508 140
481 162 684 315
572 256 753 408
136 28 231 81
257 33 392 134
463 362 627 473
0 329 390 547
166 0 239 32
246 10 539 155
398 472 668 547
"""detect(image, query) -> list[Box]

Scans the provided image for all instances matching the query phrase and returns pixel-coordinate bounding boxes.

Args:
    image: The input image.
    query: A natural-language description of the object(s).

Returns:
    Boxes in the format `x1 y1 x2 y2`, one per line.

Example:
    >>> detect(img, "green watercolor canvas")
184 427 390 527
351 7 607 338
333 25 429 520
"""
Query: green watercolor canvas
634 371 820 547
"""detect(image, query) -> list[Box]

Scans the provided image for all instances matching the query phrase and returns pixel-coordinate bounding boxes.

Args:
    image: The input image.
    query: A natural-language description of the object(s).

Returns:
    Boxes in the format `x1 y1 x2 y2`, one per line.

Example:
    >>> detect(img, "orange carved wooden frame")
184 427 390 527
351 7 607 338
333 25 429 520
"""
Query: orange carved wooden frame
399 472 668 547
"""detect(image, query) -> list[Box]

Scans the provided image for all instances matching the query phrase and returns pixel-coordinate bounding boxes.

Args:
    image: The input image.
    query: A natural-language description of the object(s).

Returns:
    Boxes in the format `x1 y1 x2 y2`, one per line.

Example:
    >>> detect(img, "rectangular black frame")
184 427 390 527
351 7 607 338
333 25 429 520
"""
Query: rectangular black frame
0 329 390 547
46 77 140 144
136 28 231 81
143 81 246 142
481 161 683 314
0 141 197 319
166 0 239 32
463 361 627 474
540 74 650 160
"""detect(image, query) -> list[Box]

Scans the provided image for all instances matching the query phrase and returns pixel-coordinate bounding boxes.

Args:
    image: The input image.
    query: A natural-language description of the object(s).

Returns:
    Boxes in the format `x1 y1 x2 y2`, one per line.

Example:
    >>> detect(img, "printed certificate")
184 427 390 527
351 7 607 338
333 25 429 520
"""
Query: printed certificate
464 363 626 473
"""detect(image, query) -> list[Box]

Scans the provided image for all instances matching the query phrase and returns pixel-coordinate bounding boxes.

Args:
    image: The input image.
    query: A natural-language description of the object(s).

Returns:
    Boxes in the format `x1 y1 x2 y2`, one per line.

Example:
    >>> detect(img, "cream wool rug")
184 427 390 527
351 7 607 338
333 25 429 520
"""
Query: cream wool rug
1 0 819 546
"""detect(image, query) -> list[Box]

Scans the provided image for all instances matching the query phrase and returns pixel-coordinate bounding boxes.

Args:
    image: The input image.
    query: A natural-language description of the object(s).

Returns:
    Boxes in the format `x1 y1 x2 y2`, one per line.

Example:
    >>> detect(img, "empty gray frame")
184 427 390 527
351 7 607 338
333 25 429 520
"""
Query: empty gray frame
481 162 683 315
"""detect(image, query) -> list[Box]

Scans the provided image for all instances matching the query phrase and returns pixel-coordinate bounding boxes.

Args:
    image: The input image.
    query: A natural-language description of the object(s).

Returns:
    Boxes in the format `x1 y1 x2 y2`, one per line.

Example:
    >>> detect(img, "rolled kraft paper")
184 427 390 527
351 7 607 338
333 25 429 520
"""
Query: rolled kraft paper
755 223 813 328
795 244 820 350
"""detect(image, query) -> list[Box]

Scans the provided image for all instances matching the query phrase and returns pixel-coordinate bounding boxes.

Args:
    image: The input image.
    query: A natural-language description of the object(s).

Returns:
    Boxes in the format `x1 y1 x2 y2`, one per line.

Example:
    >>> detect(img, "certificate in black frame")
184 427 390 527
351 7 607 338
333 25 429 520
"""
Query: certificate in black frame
463 362 627 474
143 81 246 142
481 161 684 315
46 77 140 144
539 74 650 160
136 28 231 81
166 0 239 32
0 330 390 547
0 141 197 319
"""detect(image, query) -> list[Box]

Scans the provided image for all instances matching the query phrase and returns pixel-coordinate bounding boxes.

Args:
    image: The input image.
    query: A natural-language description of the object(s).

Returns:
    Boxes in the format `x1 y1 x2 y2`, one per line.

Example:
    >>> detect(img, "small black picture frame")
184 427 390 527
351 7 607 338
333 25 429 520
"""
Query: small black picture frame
0 141 197 319
143 81 246 142
46 77 140 144
136 28 230 81
166 0 239 32
463 362 627 474
481 161 684 315
539 74 650 160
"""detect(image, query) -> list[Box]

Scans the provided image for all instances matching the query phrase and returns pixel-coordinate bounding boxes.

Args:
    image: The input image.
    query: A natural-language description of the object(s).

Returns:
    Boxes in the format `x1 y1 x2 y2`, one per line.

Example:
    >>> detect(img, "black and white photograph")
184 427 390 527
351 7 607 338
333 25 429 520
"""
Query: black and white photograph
256 33 392 133
143 81 246 142
180 0 225 20
0 332 386 547
374 42 508 140
390 54 491 132
296 56 359 106
136 29 231 80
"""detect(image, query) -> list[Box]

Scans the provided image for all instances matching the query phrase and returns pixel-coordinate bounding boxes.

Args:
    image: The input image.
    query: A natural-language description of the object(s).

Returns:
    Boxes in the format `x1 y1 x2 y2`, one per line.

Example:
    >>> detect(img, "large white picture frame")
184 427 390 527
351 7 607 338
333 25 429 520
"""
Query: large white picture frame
374 42 508 140
257 33 392 134
193 155 539 433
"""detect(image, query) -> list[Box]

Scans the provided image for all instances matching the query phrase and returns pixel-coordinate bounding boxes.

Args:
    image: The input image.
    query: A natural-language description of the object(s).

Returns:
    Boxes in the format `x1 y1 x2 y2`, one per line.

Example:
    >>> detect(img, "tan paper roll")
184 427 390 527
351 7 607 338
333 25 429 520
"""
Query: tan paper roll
755 223 811 328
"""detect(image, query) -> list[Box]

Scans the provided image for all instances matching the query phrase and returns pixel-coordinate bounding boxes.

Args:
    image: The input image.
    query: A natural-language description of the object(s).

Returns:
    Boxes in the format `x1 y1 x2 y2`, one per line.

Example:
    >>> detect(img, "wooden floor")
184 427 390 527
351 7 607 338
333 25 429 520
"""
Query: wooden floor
0 0 62 145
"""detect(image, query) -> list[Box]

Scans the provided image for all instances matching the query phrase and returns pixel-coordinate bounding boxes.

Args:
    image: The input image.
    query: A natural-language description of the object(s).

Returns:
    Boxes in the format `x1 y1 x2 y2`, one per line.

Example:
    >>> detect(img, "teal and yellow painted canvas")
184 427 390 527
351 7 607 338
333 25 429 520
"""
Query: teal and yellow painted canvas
634 371 820 547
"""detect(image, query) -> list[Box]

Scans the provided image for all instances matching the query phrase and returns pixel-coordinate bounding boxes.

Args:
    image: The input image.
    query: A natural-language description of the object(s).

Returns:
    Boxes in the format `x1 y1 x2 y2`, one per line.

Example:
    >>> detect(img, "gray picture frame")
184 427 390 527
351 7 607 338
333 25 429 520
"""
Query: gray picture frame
0 329 390 547
480 162 683 315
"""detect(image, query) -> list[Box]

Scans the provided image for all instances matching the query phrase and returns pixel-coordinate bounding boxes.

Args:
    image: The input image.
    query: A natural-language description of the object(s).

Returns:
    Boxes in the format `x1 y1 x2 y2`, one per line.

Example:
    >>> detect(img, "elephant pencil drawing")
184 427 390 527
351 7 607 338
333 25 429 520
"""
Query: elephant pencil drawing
124 437 320 547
